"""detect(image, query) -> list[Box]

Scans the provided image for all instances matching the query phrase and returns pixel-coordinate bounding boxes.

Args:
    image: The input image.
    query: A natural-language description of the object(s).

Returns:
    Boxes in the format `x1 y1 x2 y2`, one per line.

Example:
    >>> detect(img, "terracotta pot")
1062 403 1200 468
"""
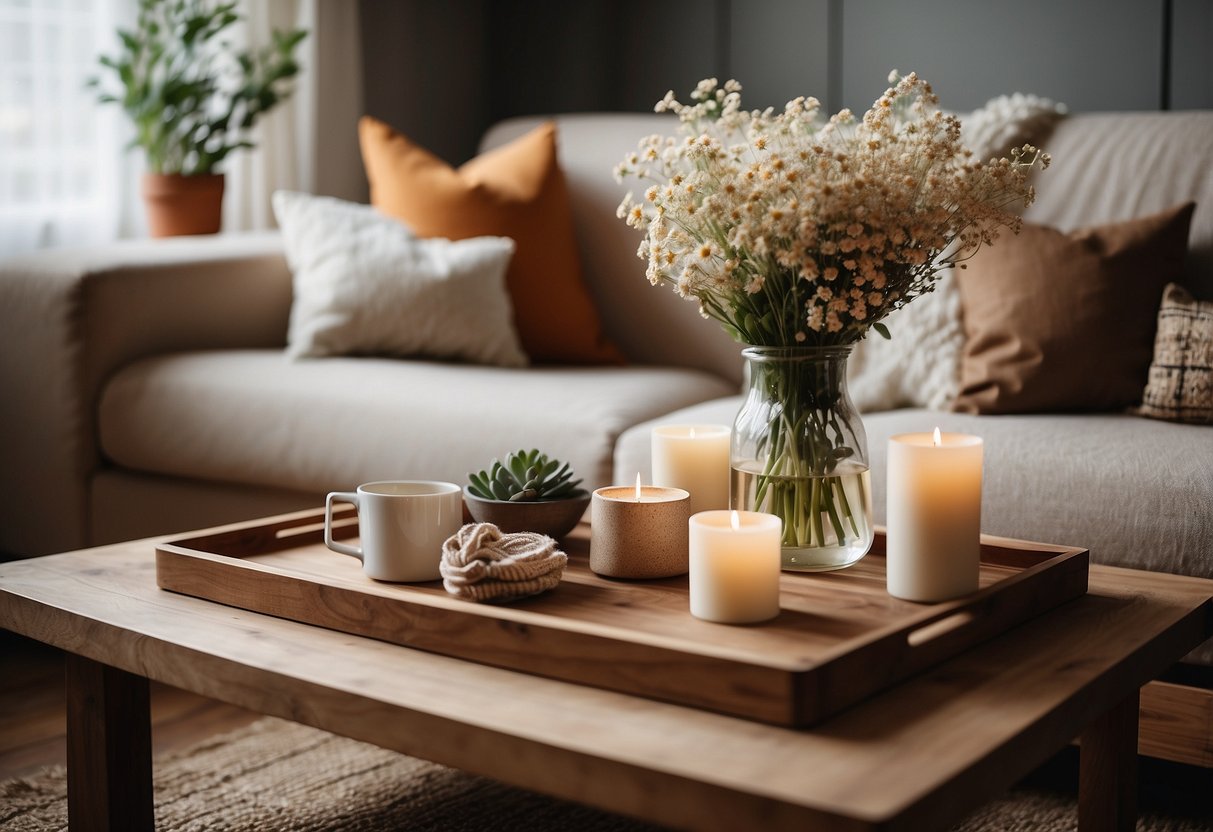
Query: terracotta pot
141 173 225 237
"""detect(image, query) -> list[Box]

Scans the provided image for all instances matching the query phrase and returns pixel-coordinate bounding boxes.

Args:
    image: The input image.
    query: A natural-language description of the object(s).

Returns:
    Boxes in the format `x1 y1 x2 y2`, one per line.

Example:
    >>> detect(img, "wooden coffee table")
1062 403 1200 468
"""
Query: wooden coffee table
1 524 1210 832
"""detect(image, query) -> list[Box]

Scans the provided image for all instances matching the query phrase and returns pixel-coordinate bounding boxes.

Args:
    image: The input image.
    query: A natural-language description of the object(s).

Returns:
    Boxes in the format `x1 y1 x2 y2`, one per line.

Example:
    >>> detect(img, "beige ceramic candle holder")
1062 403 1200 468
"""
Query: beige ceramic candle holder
590 485 691 578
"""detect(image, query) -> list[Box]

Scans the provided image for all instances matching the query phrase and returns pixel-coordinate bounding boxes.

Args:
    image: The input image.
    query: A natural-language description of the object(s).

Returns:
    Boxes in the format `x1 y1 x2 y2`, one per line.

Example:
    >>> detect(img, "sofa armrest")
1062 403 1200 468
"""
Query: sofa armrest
0 232 292 556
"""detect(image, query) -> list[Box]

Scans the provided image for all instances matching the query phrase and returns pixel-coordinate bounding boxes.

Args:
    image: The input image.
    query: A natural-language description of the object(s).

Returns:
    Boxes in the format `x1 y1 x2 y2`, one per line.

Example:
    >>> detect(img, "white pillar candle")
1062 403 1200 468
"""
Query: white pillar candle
689 510 782 624
886 429 983 602
651 424 731 516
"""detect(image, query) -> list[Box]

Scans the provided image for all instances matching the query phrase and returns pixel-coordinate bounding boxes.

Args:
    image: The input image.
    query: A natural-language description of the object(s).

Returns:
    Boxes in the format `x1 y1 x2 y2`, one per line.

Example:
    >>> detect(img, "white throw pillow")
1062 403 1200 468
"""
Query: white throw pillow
847 270 964 412
273 191 528 368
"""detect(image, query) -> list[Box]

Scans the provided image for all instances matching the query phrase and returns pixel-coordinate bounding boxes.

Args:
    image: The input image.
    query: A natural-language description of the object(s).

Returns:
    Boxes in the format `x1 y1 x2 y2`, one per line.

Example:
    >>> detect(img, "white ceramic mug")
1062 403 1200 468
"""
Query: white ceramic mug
324 481 462 582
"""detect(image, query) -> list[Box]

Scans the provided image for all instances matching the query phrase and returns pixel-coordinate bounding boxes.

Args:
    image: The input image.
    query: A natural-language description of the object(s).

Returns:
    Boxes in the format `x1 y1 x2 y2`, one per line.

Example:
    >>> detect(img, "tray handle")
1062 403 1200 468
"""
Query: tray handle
886 548 1087 672
906 610 976 647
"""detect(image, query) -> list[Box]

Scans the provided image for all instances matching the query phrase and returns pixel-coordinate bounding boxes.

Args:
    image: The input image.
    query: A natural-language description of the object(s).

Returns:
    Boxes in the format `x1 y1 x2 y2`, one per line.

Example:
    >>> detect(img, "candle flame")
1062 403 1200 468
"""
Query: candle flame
689 426 697 439
635 472 642 502
933 427 942 447
730 510 741 531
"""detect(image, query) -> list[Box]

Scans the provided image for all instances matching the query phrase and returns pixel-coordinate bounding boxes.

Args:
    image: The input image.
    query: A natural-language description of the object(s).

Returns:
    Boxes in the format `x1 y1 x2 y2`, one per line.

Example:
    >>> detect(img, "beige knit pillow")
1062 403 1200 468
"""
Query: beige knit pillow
1139 283 1213 425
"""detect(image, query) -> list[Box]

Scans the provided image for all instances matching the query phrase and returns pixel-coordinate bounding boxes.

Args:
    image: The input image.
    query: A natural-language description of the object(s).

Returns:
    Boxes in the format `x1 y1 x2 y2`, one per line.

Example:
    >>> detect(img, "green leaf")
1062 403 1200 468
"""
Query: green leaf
492 463 512 487
873 321 892 340
280 28 308 51
467 471 492 500
118 30 141 54
508 453 528 486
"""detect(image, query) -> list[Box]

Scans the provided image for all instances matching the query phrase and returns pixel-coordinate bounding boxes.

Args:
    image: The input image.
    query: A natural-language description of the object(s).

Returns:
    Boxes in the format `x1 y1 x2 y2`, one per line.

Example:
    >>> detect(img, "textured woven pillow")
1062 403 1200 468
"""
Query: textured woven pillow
273 191 527 368
1139 283 1213 424
952 202 1195 414
358 117 623 365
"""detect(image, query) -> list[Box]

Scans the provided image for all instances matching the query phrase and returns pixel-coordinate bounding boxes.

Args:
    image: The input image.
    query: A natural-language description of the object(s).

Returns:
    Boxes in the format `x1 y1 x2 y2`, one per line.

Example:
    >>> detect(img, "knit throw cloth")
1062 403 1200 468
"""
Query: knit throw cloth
440 523 567 602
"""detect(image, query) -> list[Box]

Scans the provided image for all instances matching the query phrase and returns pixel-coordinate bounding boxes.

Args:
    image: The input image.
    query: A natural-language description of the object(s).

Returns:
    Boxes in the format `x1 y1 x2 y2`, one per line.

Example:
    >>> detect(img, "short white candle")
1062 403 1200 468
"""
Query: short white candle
651 424 731 516
590 475 691 579
886 429 983 602
689 510 782 624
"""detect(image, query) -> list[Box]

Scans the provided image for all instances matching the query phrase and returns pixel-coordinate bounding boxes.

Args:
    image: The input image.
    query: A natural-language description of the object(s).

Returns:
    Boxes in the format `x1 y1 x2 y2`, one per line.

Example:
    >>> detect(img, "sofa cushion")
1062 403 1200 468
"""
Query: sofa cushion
98 351 735 498
359 117 623 366
952 203 1196 415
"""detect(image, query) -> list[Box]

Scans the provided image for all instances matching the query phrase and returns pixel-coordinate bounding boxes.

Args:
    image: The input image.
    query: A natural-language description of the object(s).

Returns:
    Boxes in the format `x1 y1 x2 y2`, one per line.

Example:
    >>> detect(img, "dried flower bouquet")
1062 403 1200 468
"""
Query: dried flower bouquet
616 73 1049 560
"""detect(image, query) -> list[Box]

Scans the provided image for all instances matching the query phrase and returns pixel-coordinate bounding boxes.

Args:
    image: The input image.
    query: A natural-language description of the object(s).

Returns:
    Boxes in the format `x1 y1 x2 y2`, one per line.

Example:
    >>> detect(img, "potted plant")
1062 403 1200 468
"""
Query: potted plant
466 449 590 540
90 0 307 237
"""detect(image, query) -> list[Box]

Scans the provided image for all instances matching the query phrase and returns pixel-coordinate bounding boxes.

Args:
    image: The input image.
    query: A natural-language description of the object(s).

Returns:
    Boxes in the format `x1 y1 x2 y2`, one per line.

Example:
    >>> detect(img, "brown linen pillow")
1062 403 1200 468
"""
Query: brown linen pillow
358 116 624 365
951 202 1195 414
1139 283 1213 424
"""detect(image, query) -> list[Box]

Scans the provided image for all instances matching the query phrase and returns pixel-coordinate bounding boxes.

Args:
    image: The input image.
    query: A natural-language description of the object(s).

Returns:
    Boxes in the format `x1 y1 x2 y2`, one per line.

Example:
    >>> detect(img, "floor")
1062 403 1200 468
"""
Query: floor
0 630 260 780
2 630 1211 824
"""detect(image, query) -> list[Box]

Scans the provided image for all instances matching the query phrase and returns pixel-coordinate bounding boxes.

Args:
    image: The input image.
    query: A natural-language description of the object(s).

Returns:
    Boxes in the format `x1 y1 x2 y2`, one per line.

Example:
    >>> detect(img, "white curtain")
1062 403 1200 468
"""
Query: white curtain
0 0 364 260
0 0 136 257
224 0 365 232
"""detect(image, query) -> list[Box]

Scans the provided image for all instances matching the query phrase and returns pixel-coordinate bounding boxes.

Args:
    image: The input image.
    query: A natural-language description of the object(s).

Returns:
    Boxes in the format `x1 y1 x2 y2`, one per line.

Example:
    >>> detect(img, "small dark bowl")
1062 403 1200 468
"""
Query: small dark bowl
463 490 591 540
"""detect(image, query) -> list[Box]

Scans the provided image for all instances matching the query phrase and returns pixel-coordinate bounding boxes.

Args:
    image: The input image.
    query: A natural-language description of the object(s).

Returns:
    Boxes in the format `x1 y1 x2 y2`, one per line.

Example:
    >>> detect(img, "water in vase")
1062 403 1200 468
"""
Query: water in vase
731 460 873 571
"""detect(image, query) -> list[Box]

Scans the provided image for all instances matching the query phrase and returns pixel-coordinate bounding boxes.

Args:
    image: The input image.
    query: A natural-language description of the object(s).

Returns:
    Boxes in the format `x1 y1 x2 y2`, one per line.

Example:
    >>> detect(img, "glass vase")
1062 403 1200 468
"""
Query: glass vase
730 346 874 571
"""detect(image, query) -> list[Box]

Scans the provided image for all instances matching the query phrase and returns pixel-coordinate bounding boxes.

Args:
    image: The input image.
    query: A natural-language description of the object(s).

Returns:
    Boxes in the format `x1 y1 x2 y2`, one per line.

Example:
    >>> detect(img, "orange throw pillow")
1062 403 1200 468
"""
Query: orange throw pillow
358 116 623 365
951 203 1195 414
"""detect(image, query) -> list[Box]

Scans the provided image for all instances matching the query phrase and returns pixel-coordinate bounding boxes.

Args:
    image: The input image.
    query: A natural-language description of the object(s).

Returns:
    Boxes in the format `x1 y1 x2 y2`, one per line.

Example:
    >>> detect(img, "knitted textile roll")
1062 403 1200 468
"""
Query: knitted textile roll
440 522 567 602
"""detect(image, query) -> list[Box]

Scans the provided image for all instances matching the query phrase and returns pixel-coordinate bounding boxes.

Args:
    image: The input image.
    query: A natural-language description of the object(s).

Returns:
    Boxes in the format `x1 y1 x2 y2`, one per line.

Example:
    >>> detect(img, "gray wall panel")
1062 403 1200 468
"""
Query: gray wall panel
357 1 1201 165
728 0 831 111
359 0 488 165
1171 0 1213 109
840 0 1164 112
615 0 724 111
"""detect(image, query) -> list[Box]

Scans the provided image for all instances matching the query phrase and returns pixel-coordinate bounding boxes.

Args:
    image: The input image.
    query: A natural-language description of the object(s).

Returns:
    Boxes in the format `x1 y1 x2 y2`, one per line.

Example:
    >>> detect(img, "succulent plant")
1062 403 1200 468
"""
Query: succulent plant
468 449 585 502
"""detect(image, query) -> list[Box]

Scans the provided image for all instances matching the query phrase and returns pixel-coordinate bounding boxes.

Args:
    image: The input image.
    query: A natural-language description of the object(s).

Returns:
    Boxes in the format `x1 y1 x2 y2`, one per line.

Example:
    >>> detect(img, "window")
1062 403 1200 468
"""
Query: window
0 0 129 257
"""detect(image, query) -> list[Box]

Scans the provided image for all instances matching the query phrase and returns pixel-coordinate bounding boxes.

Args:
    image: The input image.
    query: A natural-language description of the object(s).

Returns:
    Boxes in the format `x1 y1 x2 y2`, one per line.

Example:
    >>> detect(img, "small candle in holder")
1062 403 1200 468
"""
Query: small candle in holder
651 424 731 516
590 475 691 578
886 428 984 602
689 510 782 624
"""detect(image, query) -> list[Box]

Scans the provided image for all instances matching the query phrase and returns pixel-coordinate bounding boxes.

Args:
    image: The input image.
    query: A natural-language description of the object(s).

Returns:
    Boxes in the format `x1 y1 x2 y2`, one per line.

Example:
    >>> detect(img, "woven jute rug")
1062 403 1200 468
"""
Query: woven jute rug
0 717 1207 831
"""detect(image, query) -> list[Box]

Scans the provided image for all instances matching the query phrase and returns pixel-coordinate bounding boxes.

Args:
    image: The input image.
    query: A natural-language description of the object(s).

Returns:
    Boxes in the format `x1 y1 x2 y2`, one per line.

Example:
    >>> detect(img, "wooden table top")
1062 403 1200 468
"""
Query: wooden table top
1 533 1210 831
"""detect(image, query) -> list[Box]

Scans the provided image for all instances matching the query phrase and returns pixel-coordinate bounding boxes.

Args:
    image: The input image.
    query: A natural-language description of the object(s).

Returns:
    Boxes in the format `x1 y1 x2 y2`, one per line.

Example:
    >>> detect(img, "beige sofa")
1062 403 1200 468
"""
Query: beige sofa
1 110 1212 763
0 112 1209 568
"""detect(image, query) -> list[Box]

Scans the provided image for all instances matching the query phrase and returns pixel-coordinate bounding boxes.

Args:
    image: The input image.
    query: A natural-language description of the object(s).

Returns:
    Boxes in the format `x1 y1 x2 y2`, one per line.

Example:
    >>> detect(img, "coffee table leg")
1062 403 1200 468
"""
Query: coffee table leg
1078 689 1139 832
66 653 155 831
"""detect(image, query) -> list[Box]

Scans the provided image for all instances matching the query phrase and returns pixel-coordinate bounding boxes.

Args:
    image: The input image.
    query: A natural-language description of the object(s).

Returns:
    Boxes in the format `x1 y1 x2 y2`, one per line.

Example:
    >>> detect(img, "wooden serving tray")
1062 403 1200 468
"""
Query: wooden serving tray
156 507 1089 727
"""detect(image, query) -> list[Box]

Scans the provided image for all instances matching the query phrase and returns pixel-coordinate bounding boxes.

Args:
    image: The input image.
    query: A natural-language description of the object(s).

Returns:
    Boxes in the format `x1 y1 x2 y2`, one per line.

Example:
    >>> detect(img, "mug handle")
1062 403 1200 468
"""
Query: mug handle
325 491 363 561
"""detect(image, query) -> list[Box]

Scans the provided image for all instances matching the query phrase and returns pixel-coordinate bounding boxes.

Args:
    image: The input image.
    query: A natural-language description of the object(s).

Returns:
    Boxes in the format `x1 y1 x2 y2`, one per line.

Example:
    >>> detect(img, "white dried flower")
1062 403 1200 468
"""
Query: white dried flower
615 71 1048 347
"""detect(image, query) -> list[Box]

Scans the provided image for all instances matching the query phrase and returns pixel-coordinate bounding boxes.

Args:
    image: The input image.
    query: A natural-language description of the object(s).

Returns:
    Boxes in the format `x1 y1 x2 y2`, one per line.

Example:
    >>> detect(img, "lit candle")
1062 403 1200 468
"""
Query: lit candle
689 510 782 624
651 424 731 515
886 428 983 602
590 475 691 578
